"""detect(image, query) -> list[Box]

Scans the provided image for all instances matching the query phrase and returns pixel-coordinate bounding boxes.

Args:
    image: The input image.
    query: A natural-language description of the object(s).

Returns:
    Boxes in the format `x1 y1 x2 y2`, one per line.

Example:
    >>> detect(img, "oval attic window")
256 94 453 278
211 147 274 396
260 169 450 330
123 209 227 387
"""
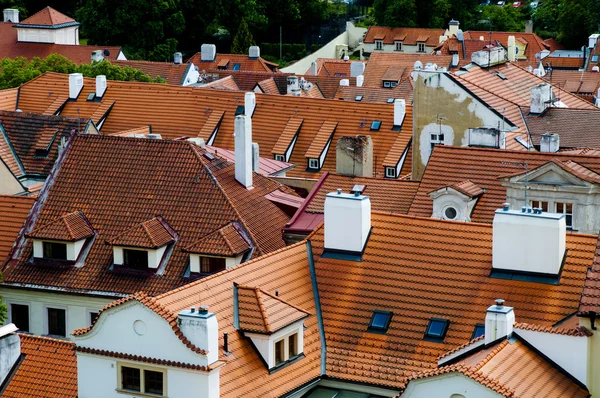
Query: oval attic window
444 206 458 220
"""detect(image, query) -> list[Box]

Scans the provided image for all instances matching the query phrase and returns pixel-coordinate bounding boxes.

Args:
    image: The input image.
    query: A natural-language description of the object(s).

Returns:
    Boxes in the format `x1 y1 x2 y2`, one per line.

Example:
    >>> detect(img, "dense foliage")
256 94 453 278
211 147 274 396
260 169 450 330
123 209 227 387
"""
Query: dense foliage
231 18 256 54
0 54 165 90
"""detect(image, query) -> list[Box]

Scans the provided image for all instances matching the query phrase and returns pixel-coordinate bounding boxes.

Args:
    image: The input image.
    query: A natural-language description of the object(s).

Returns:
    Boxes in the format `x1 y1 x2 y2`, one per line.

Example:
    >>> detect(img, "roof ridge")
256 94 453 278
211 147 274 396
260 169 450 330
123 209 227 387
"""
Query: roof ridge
141 219 157 247
254 288 272 333
513 322 593 337
437 334 485 360
61 212 75 240
18 332 75 346
217 224 236 253
472 339 509 372
258 288 311 315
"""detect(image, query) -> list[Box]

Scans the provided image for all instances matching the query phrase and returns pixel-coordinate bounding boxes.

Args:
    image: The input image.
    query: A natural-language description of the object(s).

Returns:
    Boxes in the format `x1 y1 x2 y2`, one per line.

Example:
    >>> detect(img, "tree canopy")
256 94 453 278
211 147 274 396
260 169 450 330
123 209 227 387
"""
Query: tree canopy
0 54 165 90
231 18 256 54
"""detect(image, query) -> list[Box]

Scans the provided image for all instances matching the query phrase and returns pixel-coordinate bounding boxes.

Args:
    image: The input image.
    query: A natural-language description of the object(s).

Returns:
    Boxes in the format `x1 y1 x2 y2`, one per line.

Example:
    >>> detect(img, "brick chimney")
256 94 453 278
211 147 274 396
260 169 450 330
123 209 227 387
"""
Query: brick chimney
336 135 373 177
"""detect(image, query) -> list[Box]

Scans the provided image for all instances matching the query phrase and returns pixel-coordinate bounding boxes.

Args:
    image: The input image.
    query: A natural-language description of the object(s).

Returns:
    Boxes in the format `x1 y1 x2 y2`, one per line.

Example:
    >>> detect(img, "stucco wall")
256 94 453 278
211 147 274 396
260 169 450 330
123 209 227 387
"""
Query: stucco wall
580 317 600 396
401 372 501 398
364 43 436 54
17 26 78 45
0 162 24 194
1 287 113 336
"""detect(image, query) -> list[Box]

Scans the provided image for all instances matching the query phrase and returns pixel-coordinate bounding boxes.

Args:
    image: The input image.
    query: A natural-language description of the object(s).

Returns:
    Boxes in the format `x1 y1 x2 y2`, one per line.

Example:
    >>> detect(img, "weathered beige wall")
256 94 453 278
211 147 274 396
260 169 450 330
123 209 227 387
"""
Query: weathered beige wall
0 161 24 194
580 317 600 396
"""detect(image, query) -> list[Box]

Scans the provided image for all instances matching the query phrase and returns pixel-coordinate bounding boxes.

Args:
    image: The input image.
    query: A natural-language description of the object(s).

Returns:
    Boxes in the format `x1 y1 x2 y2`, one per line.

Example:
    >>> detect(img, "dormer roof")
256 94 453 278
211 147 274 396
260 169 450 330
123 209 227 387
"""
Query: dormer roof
16 6 78 28
108 216 175 249
236 285 310 334
429 179 484 199
28 210 94 242
185 222 251 257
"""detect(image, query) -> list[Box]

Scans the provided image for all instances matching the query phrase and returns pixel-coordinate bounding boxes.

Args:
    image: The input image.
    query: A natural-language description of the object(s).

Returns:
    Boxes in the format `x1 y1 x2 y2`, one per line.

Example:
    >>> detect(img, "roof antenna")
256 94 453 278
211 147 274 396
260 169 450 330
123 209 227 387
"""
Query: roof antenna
501 161 529 209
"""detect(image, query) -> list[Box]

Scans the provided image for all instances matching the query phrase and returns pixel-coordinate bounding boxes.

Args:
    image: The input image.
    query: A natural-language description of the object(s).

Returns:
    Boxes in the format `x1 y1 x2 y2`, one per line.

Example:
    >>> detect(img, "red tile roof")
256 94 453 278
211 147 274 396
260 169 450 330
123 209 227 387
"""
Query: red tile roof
236 285 310 334
1 334 77 398
335 83 413 103
463 31 549 69
188 53 277 73
523 107 600 149
184 222 250 257
364 26 444 46
0 195 35 263
544 55 585 69
113 60 191 85
449 180 484 198
28 210 94 242
579 237 600 315
108 216 175 249
13 73 411 180
513 322 592 336
18 7 76 27
410 146 600 224
2 134 294 296
204 144 294 177
309 211 597 388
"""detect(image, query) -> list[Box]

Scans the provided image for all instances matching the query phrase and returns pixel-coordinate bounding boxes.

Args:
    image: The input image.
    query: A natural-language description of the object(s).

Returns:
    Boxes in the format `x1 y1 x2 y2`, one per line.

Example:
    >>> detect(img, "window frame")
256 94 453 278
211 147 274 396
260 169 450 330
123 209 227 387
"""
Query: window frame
367 310 393 334
274 154 285 162
530 200 549 213
418 42 426 52
424 317 450 342
555 202 573 229
45 305 67 337
370 120 382 131
383 81 391 88
443 206 458 220
308 158 320 170
122 248 149 270
88 309 100 326
199 256 226 274
395 41 403 51
9 301 30 332
274 338 285 366
375 40 383 50
42 241 68 260
116 362 167 397
288 333 298 357
472 323 486 340
385 167 396 179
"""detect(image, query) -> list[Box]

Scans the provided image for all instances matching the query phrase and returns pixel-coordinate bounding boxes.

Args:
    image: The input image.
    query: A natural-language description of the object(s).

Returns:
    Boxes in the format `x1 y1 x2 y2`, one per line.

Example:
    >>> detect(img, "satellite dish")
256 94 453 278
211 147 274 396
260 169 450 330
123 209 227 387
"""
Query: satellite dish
103 49 110 56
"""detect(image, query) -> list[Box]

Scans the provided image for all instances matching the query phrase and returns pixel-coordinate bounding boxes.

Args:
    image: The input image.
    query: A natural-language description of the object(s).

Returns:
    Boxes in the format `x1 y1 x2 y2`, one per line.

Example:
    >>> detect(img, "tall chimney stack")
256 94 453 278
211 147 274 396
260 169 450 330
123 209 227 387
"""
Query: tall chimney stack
394 99 406 126
484 299 514 345
324 190 371 256
507 35 516 62
95 75 107 98
244 91 256 116
234 114 253 189
3 8 19 23
68 73 84 100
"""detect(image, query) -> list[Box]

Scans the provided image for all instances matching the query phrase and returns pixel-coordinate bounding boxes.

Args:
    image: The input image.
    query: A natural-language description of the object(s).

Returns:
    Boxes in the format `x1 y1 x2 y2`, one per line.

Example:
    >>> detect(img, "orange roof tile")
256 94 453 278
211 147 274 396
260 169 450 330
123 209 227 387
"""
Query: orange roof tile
579 237 600 315
236 285 310 334
309 211 597 387
450 180 484 198
1 334 77 398
513 322 592 336
0 195 35 263
28 210 94 242
365 26 444 46
410 145 600 224
271 117 303 156
335 83 413 104
18 6 76 27
198 110 224 140
255 77 280 94
200 75 240 91
523 107 600 149
3 135 294 296
185 222 251 256
189 53 277 73
0 88 18 111
108 216 175 249
463 31 549 69
545 56 585 69
114 60 191 85
305 121 337 159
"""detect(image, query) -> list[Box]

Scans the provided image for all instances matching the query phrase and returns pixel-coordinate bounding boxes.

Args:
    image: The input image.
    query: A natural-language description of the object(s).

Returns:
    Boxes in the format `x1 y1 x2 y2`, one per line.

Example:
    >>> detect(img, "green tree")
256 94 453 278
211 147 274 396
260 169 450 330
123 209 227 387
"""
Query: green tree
231 18 256 54
558 0 593 47
430 0 452 28
373 0 417 27
472 5 525 32
0 55 164 90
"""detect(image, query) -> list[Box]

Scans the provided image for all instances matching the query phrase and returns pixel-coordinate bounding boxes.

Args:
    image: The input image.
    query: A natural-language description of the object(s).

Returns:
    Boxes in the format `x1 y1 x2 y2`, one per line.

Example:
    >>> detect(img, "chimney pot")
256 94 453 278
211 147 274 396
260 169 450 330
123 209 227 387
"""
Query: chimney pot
174 52 183 65
503 203 510 211
223 332 229 353
495 298 504 307
310 61 318 76
275 290 279 297
337 188 342 194
191 306 195 313
199 305 209 314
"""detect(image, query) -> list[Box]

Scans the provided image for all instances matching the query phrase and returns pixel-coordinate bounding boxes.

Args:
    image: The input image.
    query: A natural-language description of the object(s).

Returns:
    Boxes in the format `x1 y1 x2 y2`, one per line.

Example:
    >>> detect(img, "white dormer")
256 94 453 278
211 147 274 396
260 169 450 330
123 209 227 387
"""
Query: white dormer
29 211 94 262
235 285 309 370
109 217 175 271
429 180 484 222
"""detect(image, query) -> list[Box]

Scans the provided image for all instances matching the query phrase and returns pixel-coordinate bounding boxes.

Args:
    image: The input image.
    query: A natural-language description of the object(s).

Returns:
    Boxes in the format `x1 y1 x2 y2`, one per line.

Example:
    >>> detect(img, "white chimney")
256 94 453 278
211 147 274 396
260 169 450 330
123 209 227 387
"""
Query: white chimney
350 61 365 77
244 91 256 116
448 19 460 36
324 190 371 254
0 324 19 386
479 35 485 41
3 8 19 23
356 75 364 87
311 61 318 75
507 35 516 62
287 76 299 94
91 50 104 63
201 44 217 62
540 133 559 152
492 205 566 275
249 46 260 59
451 54 459 67
252 142 260 172
484 299 515 346
177 305 219 368
68 73 84 100
234 114 253 189
174 52 183 65
394 99 406 126
95 75 107 98
530 83 553 114
339 79 350 86
589 34 600 49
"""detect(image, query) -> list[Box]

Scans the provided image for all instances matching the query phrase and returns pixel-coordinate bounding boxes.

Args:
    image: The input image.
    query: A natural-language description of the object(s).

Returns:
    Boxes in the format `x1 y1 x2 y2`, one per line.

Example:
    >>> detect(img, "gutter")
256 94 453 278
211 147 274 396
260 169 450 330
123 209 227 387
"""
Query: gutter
306 240 326 375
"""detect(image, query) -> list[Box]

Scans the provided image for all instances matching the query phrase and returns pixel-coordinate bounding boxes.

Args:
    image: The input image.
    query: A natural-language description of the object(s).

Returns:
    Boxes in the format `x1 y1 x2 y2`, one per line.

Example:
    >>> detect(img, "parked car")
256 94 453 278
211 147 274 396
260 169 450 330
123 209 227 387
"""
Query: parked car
497 1 506 6
480 0 491 5
512 1 522 7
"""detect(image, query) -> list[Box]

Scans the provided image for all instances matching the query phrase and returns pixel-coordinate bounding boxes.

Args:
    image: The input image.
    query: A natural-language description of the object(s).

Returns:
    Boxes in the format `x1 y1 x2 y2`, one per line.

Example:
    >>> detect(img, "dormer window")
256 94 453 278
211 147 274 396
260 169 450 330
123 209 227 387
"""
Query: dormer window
429 180 484 222
28 211 95 264
235 284 310 372
274 154 285 162
472 323 485 339
425 318 450 342
395 41 403 51
418 42 426 52
368 310 392 334
375 40 383 50
109 216 176 273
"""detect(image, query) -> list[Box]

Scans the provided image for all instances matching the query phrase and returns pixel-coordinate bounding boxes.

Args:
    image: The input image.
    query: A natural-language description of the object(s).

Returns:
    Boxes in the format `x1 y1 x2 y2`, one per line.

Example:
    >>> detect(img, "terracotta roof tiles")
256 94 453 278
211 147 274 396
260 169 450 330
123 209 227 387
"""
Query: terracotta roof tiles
185 222 250 256
108 216 175 249
579 236 600 315
1 334 77 398
0 88 17 111
450 180 484 198
189 53 277 73
513 322 593 336
364 26 444 46
523 107 600 149
18 7 76 27
0 195 35 263
114 60 190 85
28 210 94 242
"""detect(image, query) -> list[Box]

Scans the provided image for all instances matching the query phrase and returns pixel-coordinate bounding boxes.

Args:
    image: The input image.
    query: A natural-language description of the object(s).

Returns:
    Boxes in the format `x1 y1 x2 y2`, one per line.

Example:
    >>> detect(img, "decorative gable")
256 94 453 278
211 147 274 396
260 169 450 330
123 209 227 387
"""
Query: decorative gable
429 180 484 222
500 160 600 188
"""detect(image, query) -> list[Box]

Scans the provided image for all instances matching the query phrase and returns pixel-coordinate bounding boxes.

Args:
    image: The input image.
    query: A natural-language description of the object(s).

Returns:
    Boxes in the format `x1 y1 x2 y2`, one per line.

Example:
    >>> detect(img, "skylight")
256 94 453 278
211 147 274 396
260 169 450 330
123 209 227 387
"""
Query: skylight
232 63 241 71
387 98 394 103
370 120 382 131
355 95 363 101
350 184 366 194
472 323 485 339
424 318 449 341
86 92 96 101
592 55 599 63
368 310 392 334
235 105 245 116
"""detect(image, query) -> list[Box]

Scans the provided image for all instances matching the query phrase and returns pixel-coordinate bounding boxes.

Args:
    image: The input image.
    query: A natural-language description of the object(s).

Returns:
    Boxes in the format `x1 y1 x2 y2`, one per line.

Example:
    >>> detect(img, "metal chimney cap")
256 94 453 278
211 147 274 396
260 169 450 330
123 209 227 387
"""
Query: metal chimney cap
495 298 505 307
337 188 342 194
503 203 510 211
190 306 195 313
199 305 209 314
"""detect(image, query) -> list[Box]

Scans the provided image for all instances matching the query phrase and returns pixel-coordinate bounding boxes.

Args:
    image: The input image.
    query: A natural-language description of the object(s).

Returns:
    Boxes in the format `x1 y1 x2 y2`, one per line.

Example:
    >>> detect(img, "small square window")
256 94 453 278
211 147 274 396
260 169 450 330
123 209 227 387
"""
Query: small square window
47 307 66 337
235 105 245 116
370 120 381 131
89 311 99 325
472 323 485 339
123 249 148 270
385 167 396 178
275 339 285 365
288 333 298 357
387 98 394 103
308 158 319 169
11 304 29 332
355 95 363 101
383 81 391 88
592 55 599 63
121 366 141 392
391 81 397 87
368 310 392 333
375 40 383 50
395 41 403 51
274 154 285 162
200 256 226 274
232 63 241 71
418 43 426 52
43 242 67 260
425 318 450 341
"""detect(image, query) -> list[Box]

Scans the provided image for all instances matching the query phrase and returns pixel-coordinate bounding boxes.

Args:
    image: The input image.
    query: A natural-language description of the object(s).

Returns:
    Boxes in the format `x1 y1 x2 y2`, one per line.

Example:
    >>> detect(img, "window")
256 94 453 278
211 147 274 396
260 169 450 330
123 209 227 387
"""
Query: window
592 55 599 63
42 242 67 260
11 304 29 332
425 318 450 341
232 63 241 71
375 40 383 50
86 92 96 101
530 200 548 213
47 307 66 337
308 158 319 170
385 167 396 178
418 43 426 52
89 311 99 325
368 310 393 333
123 249 149 270
431 133 445 150
274 154 285 162
472 323 485 339
370 120 382 131
390 81 398 87
355 95 363 101
121 366 141 392
119 364 165 396
235 105 245 116
275 339 285 365
200 256 226 274
288 333 298 357
383 81 391 88
444 206 458 220
556 202 573 229
387 98 394 104
395 41 403 51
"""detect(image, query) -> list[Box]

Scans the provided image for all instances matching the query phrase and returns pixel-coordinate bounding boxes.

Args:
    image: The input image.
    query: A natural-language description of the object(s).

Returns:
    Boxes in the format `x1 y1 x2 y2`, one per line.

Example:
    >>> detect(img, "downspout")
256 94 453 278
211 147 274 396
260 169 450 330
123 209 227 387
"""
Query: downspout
306 240 326 375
